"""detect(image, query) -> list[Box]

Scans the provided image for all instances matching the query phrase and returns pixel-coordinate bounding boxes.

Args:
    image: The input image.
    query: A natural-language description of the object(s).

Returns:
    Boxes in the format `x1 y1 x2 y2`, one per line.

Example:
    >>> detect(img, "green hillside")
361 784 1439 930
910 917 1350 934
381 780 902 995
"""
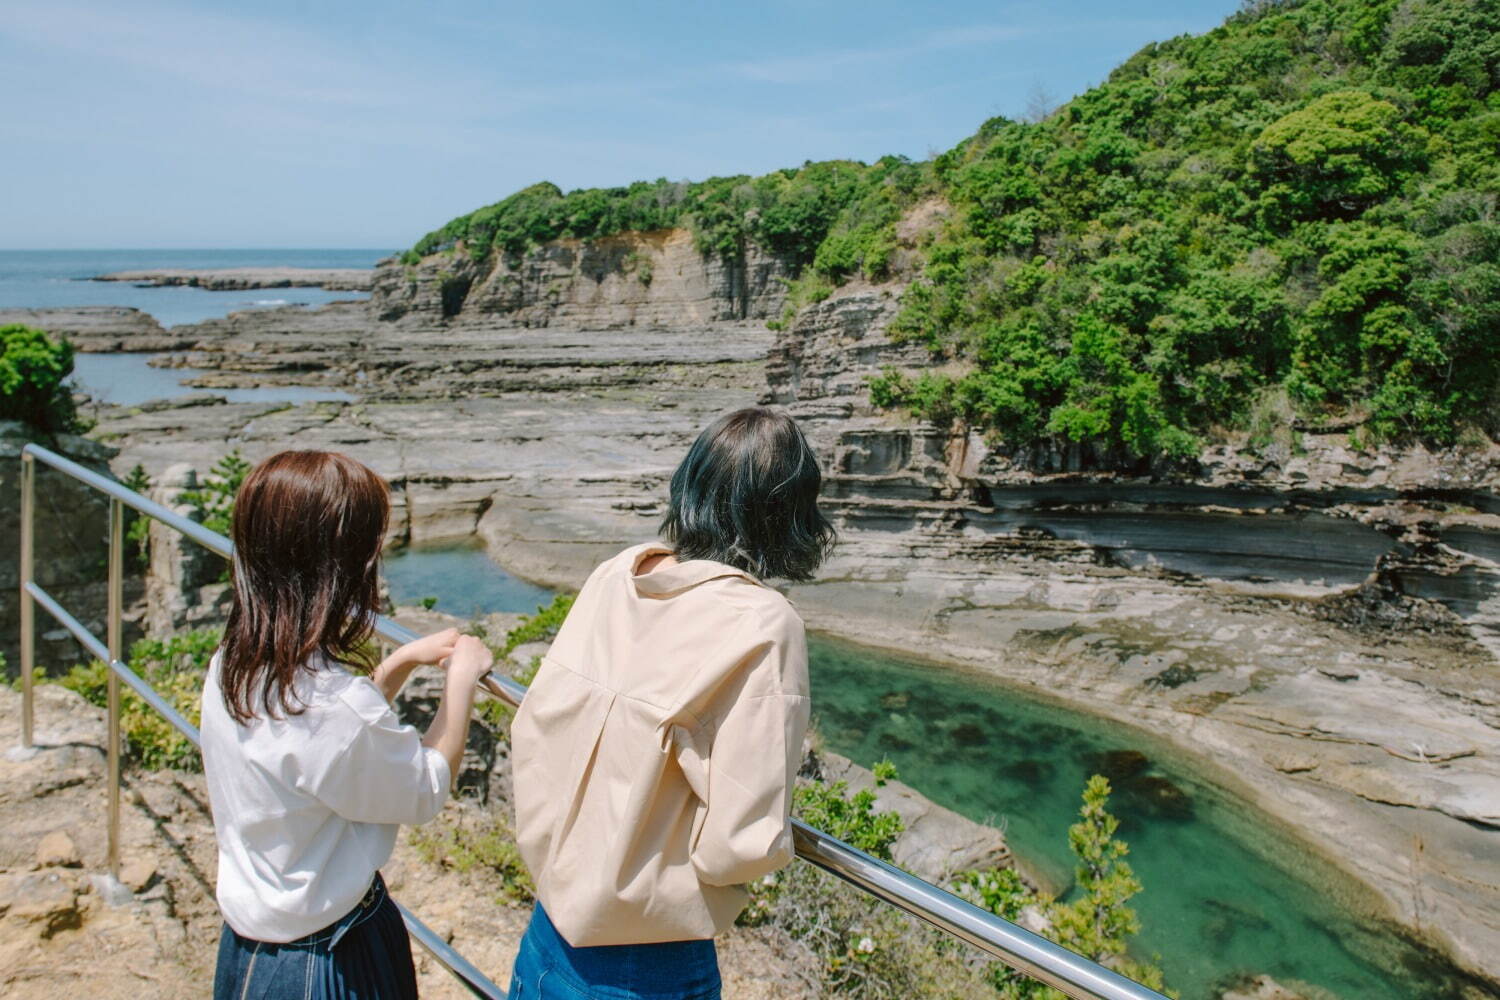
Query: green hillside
412 0 1499 459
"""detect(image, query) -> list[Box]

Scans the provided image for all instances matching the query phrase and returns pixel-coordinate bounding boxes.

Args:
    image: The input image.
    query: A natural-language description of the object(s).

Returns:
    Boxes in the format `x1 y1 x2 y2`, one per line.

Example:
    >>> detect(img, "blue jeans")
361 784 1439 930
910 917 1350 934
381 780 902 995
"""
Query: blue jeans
213 874 417 1000
508 903 720 1000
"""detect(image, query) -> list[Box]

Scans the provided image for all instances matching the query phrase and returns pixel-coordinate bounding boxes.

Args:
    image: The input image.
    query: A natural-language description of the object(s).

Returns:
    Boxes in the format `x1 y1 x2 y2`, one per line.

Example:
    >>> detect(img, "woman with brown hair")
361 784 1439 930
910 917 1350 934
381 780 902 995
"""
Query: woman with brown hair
199 449 493 1000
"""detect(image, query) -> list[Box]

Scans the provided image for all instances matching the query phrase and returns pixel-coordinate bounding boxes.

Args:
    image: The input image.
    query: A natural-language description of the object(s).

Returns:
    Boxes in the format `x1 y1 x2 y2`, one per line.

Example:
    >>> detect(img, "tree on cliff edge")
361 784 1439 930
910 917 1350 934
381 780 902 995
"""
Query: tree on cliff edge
0 323 78 434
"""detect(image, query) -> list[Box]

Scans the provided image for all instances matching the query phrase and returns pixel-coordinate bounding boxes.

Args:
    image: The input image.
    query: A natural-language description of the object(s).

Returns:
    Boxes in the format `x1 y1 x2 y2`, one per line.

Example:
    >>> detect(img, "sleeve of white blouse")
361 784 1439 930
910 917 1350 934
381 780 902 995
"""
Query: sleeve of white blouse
308 682 452 826
689 610 811 888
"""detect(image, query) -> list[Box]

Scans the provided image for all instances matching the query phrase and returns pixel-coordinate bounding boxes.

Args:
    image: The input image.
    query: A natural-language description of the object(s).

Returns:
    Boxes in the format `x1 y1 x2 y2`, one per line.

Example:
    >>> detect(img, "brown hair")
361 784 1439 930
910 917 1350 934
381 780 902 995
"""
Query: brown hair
219 450 389 724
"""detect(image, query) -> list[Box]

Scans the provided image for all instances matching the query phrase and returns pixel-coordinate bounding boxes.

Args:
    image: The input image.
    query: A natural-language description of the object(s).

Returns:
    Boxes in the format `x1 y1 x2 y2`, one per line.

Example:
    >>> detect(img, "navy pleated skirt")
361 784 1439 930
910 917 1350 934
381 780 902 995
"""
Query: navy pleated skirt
213 873 418 1000
507 903 720 1000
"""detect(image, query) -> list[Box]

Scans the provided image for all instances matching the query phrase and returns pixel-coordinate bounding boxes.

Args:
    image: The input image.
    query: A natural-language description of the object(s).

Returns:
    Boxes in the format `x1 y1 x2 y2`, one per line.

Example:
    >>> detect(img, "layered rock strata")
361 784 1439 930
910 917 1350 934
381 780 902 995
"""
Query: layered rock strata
764 282 1500 987
0 307 194 353
92 267 372 292
372 230 791 327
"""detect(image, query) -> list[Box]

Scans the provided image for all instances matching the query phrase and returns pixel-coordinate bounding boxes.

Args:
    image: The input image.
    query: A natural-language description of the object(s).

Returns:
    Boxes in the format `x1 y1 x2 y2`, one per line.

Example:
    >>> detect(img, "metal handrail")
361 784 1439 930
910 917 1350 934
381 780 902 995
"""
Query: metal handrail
16 441 1167 1000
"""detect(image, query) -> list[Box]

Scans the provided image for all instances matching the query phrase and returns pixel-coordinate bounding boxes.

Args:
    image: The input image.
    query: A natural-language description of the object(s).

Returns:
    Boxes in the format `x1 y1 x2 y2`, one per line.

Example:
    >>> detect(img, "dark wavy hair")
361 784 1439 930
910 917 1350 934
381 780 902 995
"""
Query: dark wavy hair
660 407 835 582
219 450 389 724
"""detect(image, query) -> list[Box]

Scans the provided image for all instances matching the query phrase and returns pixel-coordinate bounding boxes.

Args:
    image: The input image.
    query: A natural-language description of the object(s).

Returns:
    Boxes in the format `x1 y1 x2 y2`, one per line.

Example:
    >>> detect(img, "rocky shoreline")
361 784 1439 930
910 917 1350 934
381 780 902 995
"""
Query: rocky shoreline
91 266 372 292
20 228 1500 993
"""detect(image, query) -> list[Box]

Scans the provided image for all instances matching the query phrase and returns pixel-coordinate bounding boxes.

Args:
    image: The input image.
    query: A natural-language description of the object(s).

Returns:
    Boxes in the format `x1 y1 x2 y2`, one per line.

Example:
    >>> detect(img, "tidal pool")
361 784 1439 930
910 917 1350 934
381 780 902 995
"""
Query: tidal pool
71 352 354 407
383 545 1472 999
383 541 555 618
809 637 1470 1000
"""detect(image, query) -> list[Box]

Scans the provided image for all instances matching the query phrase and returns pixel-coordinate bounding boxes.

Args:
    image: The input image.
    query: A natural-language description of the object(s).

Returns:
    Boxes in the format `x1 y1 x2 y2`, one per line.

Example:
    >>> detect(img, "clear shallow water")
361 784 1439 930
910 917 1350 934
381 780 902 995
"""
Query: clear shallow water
809 637 1470 1000
365 546 1475 1000
71 353 353 406
0 249 385 327
383 541 556 618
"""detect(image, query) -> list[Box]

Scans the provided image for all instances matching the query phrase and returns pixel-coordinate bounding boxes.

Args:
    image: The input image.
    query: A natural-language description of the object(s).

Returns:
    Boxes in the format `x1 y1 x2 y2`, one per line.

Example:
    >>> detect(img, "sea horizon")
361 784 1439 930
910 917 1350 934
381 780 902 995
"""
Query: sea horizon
0 248 388 327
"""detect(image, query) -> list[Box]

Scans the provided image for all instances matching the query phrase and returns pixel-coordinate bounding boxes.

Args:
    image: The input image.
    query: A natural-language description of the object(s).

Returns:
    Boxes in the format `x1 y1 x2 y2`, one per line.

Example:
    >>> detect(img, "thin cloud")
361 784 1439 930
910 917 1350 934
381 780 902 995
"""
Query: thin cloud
728 23 1029 84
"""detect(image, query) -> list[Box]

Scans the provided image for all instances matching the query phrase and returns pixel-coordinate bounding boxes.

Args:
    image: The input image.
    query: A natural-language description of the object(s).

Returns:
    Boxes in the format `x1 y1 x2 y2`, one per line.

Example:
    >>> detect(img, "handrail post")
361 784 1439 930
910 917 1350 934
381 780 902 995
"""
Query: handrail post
19 451 35 749
107 496 124 882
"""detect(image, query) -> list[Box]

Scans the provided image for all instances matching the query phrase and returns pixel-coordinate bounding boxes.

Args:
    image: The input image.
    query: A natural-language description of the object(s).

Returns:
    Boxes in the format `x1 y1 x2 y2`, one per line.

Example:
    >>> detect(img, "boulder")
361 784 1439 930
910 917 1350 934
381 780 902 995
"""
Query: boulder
0 870 82 938
34 831 79 869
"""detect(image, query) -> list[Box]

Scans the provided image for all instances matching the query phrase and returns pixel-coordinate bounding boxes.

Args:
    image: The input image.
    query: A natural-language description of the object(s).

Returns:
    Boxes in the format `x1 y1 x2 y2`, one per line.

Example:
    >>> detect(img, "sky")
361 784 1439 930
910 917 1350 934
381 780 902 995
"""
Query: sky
1 0 1241 250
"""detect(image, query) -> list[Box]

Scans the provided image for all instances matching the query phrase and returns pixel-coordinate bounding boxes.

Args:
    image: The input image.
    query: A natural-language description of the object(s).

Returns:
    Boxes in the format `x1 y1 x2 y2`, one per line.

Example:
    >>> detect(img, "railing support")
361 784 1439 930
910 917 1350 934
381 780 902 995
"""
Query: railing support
18 451 35 749
106 497 124 882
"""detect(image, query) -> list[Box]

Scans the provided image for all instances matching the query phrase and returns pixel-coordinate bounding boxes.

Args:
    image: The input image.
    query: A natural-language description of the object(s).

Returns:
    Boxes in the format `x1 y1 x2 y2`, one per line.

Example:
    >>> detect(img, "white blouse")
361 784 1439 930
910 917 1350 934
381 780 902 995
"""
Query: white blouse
200 651 451 942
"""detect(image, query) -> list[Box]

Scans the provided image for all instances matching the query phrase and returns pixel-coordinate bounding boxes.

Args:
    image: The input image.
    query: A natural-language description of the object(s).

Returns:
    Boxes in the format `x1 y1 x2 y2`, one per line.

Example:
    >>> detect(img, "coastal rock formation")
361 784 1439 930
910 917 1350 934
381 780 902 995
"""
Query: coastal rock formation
371 230 791 327
92 267 372 292
0 307 194 353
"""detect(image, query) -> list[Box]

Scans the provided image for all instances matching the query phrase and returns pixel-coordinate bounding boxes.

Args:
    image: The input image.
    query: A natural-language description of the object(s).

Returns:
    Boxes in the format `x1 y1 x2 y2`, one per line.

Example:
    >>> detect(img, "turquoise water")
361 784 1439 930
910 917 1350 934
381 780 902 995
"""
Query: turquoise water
810 637 1472 1000
0 249 384 327
379 546 1477 999
383 542 556 618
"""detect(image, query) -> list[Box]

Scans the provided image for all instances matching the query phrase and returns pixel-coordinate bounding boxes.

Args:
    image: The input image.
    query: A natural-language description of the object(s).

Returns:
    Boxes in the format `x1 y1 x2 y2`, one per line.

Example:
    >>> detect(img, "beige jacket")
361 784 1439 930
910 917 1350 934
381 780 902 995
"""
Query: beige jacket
511 542 810 946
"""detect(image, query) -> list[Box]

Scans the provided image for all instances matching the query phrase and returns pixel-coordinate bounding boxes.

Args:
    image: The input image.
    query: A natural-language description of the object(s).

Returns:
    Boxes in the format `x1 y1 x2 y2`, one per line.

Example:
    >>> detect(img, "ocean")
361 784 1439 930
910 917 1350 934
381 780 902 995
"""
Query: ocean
0 249 390 328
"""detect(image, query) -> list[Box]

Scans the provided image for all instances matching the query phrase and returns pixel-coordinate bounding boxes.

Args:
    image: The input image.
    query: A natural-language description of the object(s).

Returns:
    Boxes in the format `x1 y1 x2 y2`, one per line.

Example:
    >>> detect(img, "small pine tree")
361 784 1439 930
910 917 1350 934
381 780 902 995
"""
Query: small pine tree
122 464 152 570
1050 775 1169 993
182 449 251 537
954 775 1173 998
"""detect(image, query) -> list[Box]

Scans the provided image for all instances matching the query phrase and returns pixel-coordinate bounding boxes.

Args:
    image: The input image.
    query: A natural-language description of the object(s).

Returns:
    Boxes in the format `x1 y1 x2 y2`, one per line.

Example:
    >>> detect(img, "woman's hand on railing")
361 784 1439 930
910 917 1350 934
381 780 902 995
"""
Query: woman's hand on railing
422 636 495 781
444 635 495 686
373 627 460 702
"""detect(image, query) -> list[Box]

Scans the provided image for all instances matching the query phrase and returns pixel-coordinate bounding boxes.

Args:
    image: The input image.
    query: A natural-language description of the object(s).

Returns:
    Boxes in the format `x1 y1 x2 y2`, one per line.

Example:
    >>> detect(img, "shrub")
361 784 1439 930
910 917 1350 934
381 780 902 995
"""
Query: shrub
0 323 78 433
122 464 152 571
408 804 534 905
497 593 575 659
744 761 998 997
59 627 221 771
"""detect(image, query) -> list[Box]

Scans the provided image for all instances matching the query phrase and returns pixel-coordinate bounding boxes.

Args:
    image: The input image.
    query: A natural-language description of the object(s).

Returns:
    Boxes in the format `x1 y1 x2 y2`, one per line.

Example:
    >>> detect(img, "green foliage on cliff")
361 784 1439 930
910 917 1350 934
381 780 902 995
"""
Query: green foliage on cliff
181 449 251 539
496 592 575 658
413 0 1498 457
410 157 930 277
0 323 78 433
870 0 1500 457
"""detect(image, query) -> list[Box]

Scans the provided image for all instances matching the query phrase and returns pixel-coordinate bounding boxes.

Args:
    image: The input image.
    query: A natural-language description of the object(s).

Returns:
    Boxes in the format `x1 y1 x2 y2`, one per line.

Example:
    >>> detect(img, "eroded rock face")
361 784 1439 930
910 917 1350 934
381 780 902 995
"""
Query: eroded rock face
371 230 792 328
0 422 144 673
0 307 194 353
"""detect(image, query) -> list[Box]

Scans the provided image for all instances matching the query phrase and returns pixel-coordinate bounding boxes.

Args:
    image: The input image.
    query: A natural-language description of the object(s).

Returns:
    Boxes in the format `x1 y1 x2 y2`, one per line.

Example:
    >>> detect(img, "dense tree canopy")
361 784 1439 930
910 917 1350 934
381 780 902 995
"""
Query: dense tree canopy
407 158 922 274
413 0 1500 458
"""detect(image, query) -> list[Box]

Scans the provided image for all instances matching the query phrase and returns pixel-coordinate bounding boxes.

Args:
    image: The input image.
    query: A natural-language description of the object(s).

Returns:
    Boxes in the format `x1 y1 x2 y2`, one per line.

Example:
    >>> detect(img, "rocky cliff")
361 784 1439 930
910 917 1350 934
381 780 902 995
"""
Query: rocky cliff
763 281 1500 987
0 423 143 674
371 229 792 328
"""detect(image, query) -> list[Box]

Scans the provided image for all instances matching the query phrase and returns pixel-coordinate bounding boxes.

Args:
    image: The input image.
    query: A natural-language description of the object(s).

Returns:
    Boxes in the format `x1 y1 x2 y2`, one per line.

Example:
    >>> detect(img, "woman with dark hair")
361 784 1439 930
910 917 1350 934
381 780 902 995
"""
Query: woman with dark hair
200 450 494 1000
508 406 834 1000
